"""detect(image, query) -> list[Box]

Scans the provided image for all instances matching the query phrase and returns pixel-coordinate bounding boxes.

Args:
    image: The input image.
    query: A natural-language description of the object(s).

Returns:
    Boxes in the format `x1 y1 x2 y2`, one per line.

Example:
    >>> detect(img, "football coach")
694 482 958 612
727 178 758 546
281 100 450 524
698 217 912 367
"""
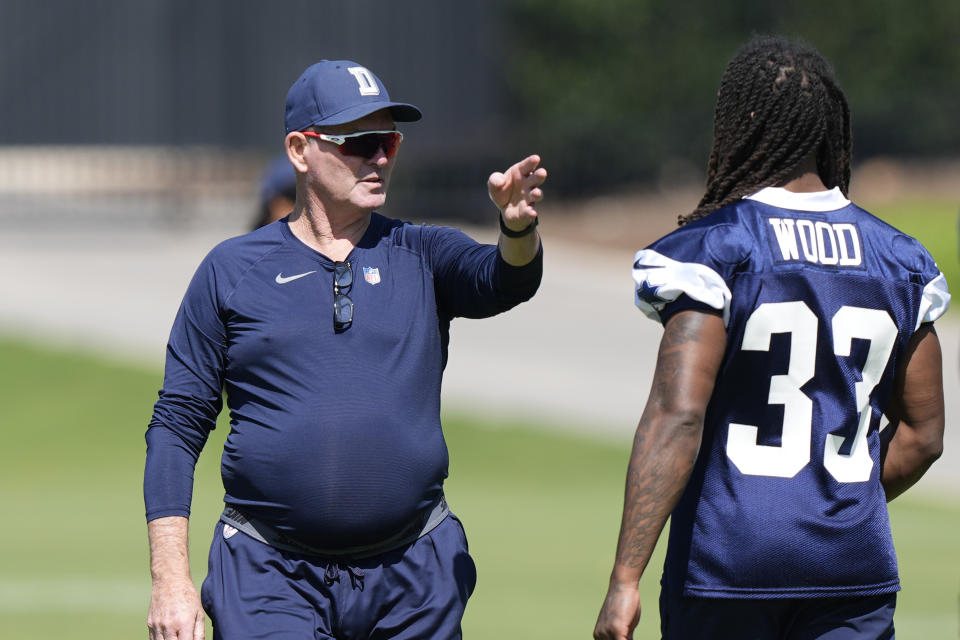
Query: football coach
144 59 546 640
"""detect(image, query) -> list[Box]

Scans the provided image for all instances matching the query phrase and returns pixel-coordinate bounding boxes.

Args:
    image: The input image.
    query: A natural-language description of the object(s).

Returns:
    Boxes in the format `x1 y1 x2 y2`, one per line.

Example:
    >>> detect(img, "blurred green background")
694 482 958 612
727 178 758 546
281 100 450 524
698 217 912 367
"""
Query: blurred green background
1 338 957 639
2 1 960 638
504 0 960 198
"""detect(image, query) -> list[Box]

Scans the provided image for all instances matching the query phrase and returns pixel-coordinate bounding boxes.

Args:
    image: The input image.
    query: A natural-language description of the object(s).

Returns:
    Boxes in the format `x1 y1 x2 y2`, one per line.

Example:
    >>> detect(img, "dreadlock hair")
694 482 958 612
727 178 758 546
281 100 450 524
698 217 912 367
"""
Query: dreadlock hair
679 35 852 226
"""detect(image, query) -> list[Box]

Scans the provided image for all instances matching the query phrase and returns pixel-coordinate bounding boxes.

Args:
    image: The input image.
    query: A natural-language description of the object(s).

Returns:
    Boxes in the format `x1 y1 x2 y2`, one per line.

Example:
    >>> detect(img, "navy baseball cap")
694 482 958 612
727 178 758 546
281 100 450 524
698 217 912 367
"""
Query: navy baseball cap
284 60 422 133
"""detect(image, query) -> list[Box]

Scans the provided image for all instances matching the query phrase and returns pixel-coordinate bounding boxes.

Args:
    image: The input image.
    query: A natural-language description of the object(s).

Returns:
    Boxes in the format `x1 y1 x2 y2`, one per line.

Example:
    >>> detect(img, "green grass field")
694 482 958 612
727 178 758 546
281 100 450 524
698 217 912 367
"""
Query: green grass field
1 337 957 639
866 197 960 319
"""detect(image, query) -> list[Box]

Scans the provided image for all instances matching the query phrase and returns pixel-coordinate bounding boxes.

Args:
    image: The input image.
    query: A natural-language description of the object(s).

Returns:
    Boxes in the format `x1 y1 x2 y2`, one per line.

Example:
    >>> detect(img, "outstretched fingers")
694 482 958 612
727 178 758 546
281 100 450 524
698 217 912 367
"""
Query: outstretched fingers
489 155 547 229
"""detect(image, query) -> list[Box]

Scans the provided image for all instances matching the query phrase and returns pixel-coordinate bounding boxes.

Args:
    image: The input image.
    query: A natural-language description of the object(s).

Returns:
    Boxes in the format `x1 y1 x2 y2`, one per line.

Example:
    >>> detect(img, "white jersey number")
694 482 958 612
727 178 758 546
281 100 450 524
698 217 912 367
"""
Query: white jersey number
726 302 896 482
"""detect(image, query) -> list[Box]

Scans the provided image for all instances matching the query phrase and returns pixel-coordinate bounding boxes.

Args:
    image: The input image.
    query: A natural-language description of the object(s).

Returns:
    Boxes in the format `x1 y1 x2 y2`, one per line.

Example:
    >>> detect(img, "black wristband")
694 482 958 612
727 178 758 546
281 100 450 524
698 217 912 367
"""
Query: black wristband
499 214 539 238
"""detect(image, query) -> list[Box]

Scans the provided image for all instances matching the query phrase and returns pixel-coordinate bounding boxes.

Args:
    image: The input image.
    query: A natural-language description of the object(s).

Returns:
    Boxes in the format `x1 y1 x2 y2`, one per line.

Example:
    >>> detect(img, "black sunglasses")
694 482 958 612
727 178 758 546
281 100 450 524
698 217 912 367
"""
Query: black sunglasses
333 261 354 332
301 130 403 160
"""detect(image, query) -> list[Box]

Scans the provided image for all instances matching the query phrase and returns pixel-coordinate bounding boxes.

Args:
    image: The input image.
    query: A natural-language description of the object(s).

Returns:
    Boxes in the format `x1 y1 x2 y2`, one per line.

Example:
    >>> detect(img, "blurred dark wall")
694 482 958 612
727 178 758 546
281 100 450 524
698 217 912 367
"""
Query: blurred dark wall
1 0 504 149
2 0 959 220
0 0 507 219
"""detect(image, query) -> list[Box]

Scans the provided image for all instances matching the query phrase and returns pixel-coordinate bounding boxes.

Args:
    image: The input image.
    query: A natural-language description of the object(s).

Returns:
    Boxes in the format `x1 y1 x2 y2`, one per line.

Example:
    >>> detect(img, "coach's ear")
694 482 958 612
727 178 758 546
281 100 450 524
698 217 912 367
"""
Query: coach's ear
285 131 309 174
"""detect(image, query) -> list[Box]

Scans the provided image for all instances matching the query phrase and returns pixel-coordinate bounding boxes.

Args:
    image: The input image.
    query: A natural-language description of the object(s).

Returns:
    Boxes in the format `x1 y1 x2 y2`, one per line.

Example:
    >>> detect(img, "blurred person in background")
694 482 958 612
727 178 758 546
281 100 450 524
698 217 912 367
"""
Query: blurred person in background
144 59 546 640
251 153 297 230
595 36 947 640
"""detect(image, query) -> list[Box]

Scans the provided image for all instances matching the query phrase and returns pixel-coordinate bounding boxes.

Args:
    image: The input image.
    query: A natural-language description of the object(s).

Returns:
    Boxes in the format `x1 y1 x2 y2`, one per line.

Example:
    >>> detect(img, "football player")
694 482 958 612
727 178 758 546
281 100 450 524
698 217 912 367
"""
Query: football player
595 35 948 640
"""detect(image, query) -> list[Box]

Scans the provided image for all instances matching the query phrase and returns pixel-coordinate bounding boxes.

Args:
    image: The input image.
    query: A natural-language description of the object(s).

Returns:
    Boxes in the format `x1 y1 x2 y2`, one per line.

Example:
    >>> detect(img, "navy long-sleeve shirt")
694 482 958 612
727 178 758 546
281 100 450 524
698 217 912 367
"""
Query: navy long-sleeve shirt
144 213 542 548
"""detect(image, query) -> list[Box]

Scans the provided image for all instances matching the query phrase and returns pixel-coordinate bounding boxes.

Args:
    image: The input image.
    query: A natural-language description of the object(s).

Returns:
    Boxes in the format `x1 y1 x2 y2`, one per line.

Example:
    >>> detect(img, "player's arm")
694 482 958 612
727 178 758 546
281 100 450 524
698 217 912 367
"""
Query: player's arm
594 309 726 640
881 323 944 501
147 516 205 640
488 154 545 266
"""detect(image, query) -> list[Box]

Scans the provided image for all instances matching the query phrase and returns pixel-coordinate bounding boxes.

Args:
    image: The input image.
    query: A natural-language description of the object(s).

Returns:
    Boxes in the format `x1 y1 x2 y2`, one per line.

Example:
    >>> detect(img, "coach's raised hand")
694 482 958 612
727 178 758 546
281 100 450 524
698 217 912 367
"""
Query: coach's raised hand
488 154 546 266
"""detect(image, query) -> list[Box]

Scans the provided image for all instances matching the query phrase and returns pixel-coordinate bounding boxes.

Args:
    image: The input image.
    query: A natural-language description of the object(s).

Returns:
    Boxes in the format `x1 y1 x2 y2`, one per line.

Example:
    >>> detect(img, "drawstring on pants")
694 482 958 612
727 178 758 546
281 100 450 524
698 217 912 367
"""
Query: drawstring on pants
323 562 365 591
323 563 339 585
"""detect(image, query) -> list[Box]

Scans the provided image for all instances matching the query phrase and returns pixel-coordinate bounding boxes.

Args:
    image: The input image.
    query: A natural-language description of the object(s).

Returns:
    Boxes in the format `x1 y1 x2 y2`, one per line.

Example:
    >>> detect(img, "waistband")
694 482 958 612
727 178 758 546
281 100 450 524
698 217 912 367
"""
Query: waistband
220 494 449 559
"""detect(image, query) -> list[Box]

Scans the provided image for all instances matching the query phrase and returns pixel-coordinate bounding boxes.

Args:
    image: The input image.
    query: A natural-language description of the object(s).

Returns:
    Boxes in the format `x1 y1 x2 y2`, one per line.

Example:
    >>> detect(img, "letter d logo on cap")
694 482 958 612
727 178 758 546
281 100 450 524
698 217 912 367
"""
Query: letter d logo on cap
348 67 380 96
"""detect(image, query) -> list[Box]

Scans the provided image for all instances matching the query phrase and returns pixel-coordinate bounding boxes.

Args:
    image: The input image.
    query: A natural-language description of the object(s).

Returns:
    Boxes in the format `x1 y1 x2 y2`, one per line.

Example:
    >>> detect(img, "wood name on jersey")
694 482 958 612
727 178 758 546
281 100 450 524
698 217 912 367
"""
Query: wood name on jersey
767 217 862 267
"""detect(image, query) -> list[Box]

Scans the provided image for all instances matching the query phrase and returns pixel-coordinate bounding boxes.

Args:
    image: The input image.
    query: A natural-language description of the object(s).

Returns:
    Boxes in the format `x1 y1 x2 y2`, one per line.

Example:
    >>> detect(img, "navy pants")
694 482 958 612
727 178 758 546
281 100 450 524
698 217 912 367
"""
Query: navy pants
201 514 477 640
660 591 897 639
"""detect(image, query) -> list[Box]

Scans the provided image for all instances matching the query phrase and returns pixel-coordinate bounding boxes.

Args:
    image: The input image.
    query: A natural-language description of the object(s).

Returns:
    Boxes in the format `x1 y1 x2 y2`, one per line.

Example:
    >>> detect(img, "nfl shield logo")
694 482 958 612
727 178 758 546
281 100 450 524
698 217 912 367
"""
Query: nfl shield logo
363 266 381 285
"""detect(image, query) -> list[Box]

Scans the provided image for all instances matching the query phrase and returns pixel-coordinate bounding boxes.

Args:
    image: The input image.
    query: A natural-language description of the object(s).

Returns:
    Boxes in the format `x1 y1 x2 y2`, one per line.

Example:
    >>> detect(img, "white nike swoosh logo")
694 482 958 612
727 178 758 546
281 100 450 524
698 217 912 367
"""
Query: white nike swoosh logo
275 271 316 284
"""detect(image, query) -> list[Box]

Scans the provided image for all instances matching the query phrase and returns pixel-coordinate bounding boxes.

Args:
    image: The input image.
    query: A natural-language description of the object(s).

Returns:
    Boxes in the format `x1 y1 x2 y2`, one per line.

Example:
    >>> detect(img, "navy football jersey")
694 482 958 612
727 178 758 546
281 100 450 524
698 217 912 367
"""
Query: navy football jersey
634 187 949 599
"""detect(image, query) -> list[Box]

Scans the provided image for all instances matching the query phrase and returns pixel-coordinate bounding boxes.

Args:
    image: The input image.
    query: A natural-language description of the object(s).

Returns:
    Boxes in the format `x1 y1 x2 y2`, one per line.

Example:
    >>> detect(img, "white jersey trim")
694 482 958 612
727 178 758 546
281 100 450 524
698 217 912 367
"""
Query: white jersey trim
633 249 732 326
745 186 851 212
916 272 951 329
